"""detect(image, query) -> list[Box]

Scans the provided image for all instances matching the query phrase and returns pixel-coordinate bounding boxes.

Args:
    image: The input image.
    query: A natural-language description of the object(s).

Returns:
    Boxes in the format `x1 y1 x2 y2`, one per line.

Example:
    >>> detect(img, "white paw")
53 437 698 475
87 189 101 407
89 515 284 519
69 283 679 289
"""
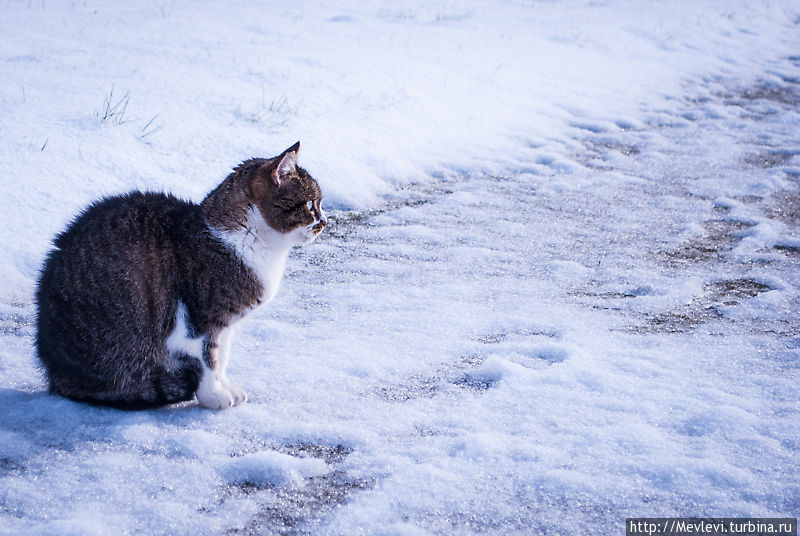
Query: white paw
225 383 248 406
197 387 234 410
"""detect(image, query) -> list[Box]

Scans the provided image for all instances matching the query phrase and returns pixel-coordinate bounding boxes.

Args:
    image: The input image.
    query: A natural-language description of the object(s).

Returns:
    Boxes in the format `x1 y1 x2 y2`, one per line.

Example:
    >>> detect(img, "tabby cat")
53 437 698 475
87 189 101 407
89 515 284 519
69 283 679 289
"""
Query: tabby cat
35 142 326 409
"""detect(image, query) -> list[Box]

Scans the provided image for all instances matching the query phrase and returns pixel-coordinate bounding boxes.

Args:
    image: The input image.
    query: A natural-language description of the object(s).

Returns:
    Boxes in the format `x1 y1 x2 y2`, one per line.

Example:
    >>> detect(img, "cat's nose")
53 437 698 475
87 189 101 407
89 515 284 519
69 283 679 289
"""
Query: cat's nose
313 220 326 234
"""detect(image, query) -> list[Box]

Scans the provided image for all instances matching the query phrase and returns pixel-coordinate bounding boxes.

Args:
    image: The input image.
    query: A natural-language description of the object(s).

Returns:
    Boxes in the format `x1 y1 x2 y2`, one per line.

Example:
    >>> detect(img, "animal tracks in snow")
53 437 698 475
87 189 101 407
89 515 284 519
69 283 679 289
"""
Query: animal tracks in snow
369 326 572 401
563 75 800 337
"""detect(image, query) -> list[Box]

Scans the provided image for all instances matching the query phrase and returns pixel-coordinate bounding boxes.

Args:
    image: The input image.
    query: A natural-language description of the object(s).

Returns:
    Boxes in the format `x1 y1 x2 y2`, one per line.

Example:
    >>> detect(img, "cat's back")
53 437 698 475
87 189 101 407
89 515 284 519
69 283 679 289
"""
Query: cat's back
53 191 198 253
37 191 202 332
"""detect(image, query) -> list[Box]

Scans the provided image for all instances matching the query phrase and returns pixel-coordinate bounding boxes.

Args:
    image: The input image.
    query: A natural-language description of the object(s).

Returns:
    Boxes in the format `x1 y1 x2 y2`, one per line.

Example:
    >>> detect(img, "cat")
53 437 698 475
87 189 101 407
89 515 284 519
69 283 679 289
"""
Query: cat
35 142 326 410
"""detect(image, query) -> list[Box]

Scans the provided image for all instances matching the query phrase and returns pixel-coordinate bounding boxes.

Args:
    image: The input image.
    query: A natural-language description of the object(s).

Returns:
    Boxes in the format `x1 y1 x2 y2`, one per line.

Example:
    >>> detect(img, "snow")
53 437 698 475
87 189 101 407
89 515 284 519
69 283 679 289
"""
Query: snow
222 451 329 488
1 1 799 535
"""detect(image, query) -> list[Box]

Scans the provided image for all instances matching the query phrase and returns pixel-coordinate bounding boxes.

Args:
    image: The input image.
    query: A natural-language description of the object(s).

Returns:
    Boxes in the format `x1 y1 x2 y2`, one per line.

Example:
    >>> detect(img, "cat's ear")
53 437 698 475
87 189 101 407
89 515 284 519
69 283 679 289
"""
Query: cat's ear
271 141 300 187
283 140 300 155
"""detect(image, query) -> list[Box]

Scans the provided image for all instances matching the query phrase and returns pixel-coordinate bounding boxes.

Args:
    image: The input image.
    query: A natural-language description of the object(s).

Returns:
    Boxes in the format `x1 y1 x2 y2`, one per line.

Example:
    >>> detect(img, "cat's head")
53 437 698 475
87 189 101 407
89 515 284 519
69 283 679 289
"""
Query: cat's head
203 142 327 245
247 142 327 245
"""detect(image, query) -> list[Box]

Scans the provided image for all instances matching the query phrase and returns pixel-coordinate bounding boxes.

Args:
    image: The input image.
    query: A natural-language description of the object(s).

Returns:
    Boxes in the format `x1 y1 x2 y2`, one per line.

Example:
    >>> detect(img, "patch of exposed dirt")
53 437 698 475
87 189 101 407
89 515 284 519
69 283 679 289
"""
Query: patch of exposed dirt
764 190 800 226
638 279 773 334
199 443 369 536
743 151 794 169
223 471 374 536
663 220 755 264
723 85 800 107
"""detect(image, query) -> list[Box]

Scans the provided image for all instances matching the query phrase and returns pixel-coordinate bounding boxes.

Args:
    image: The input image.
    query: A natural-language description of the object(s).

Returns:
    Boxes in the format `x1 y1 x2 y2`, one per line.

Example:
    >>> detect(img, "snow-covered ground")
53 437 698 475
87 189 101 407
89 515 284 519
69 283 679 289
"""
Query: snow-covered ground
1 1 799 535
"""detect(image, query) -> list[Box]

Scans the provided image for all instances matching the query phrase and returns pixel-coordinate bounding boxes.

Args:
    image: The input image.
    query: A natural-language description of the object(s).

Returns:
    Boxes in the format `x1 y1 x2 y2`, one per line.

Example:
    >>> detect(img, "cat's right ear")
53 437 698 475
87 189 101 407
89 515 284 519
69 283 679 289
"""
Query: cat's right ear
271 147 298 188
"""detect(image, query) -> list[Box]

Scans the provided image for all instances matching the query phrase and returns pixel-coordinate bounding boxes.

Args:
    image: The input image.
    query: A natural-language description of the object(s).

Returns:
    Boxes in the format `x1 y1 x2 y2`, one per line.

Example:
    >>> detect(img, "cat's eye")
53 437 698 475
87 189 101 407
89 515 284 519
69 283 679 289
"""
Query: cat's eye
306 200 314 211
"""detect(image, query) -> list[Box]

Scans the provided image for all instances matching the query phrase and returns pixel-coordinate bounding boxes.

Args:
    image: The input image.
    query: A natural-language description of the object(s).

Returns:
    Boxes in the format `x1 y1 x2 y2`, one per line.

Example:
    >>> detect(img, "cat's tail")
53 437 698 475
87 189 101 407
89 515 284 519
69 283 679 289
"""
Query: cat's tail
51 356 202 410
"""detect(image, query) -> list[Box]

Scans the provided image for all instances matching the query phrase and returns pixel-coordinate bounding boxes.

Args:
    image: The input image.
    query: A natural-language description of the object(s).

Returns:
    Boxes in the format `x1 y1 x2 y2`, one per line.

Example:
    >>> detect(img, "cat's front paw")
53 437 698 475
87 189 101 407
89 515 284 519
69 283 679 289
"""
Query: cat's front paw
225 383 248 406
197 387 235 410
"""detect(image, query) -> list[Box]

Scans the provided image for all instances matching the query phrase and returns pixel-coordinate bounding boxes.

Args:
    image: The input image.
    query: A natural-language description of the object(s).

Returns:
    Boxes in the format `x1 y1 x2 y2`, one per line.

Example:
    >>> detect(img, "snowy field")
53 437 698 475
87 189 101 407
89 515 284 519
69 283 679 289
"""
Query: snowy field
1 1 799 534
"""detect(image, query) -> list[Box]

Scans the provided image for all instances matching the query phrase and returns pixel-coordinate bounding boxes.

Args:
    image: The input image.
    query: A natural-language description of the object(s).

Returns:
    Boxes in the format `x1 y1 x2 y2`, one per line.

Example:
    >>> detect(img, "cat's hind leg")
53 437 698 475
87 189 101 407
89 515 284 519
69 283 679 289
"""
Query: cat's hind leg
50 354 201 410
149 354 203 406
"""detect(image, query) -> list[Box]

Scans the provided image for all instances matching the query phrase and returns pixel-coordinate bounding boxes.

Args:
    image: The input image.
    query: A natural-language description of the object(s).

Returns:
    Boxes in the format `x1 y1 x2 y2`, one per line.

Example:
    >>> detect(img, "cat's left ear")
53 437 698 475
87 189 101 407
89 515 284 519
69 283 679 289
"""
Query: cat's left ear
271 141 300 187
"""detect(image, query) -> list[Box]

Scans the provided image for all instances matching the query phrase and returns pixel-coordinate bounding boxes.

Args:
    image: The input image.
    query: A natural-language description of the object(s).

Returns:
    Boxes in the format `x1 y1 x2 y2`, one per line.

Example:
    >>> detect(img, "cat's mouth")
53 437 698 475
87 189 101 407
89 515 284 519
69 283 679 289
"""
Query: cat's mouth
294 219 326 245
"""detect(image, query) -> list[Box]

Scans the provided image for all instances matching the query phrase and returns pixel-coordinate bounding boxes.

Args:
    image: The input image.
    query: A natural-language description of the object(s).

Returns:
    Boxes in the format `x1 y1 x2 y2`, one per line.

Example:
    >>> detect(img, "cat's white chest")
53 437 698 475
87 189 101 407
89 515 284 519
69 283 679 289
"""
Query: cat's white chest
247 243 289 303
213 207 292 304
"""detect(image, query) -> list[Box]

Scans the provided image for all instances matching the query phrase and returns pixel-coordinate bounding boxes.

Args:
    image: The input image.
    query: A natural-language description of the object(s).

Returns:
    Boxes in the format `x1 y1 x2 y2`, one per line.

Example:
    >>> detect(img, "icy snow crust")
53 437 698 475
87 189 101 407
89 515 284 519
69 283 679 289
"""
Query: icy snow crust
1 1 799 535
